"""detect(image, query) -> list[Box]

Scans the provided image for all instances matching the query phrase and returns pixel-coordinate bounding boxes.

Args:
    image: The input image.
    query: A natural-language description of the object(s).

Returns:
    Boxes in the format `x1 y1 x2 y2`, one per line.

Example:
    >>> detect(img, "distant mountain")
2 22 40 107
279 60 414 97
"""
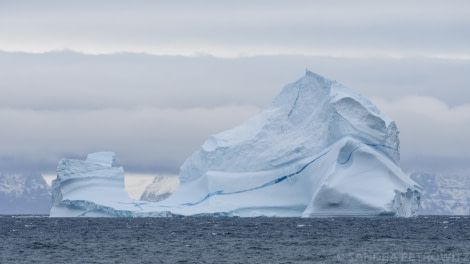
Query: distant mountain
0 172 51 214
140 175 179 202
410 171 470 215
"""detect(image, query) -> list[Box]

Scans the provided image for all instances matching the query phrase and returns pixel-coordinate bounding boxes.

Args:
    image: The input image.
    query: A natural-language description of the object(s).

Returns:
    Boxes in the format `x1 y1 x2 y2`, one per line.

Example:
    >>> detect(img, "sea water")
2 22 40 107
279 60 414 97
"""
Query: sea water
1 216 469 263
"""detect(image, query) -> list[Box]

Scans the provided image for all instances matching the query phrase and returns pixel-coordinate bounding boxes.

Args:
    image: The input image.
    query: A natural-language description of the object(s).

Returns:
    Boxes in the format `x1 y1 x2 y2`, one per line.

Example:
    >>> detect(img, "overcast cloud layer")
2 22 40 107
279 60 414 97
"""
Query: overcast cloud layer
1 1 469 58
0 1 469 174
1 52 469 173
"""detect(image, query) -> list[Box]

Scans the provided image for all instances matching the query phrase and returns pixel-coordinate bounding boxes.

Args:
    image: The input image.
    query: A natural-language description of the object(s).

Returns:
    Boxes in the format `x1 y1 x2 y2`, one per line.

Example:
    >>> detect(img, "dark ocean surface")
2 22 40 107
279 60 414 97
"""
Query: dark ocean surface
1 216 469 263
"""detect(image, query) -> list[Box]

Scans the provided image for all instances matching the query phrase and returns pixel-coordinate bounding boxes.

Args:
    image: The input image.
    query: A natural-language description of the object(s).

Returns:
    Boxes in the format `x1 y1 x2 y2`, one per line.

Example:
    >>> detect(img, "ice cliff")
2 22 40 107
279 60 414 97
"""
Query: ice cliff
50 71 421 217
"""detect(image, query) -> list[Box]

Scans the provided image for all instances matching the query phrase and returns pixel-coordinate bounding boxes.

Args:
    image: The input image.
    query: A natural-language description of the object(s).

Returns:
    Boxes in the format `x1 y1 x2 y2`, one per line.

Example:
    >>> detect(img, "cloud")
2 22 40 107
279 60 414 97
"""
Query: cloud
371 96 470 163
0 52 288 110
1 1 469 58
0 51 469 174
2 51 470 110
0 105 259 173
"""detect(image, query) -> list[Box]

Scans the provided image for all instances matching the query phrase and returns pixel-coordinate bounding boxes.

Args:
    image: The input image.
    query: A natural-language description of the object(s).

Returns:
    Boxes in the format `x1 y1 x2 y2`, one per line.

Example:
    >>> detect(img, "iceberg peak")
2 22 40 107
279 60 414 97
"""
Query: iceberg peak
305 69 331 83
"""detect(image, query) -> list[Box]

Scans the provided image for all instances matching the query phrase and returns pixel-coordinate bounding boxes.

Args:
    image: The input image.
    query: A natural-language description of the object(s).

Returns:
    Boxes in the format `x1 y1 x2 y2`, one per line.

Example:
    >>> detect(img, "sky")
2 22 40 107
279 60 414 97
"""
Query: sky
1 0 469 178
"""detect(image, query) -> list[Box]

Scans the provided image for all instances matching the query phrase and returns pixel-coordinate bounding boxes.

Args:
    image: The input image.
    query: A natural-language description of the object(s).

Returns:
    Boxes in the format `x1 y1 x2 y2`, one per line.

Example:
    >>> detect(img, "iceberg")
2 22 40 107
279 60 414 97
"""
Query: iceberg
50 71 421 217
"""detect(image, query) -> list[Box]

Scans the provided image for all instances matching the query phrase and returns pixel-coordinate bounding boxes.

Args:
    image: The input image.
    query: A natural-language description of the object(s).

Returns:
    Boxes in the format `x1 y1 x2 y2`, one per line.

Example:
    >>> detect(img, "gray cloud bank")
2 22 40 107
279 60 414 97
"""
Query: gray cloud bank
0 51 469 173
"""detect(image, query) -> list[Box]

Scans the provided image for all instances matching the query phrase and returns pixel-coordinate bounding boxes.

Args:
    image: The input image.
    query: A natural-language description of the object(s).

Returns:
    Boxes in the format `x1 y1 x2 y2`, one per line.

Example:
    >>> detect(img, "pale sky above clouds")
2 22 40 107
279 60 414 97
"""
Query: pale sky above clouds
0 1 469 174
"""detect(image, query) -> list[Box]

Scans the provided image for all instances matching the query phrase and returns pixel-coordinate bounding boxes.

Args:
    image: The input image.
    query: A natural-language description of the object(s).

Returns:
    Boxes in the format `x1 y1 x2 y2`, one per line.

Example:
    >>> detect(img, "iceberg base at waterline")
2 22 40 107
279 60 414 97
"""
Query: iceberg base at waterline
50 147 420 218
50 71 421 217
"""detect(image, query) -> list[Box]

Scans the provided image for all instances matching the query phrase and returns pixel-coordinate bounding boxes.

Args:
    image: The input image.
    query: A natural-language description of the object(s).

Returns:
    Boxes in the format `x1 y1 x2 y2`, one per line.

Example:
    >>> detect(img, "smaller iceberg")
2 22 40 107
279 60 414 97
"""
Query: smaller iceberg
51 152 139 217
50 71 421 217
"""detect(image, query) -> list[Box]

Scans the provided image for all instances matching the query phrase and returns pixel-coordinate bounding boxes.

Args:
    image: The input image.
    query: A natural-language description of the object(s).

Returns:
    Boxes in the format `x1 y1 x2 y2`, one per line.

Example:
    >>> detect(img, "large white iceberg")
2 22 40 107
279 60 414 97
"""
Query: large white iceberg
50 71 421 217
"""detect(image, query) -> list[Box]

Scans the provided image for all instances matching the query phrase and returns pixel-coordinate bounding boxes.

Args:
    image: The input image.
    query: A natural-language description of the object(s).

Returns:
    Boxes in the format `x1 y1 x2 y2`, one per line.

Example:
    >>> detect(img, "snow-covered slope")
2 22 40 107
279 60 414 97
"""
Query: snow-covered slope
0 172 51 214
50 71 421 217
140 175 180 202
411 171 470 215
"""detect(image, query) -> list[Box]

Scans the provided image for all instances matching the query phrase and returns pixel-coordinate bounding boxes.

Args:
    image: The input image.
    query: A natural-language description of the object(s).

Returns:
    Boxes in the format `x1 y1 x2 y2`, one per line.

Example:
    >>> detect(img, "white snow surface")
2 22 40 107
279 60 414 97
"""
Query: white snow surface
50 71 421 217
